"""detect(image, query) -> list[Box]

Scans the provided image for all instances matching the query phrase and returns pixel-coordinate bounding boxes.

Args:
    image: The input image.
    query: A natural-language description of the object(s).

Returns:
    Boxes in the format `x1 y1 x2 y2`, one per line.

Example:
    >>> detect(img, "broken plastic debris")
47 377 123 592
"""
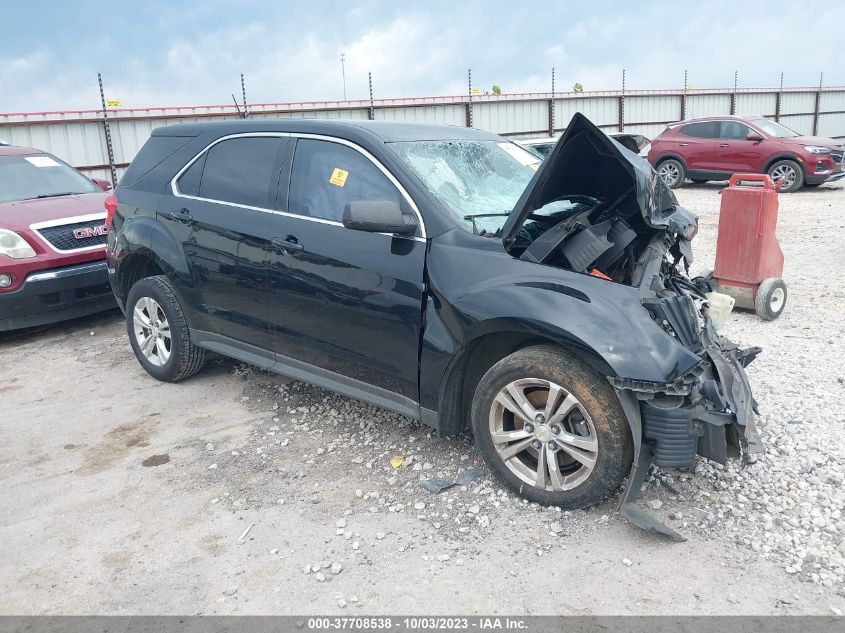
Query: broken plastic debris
420 467 487 494
389 456 405 469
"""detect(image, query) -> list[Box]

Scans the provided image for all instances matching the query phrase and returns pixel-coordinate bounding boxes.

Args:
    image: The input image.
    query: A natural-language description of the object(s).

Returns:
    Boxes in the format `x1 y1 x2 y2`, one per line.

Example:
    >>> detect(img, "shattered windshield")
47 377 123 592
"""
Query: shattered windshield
388 140 540 234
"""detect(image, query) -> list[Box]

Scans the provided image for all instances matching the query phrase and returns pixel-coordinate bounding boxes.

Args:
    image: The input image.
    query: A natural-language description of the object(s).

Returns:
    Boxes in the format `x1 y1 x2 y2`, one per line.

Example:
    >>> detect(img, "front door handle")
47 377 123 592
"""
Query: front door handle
168 208 193 224
272 235 304 255
679 142 689 146
719 143 730 148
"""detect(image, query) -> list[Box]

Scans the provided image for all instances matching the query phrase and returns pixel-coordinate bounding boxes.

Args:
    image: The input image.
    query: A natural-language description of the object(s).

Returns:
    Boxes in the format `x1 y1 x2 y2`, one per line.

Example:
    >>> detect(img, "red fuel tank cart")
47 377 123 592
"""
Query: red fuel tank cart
712 174 787 320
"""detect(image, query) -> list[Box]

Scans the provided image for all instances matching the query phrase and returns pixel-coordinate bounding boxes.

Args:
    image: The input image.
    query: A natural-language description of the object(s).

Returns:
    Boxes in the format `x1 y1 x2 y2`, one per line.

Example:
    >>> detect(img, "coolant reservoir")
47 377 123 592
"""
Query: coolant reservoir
704 291 735 330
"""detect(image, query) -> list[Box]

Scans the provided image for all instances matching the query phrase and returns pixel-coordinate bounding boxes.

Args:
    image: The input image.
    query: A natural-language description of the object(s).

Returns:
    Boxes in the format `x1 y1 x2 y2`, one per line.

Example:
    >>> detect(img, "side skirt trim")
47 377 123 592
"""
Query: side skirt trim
191 329 423 421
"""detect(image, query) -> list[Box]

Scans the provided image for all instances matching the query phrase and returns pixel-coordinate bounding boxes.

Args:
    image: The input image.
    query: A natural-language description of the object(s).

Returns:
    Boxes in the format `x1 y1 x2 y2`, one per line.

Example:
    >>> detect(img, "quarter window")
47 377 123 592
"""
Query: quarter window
180 137 283 208
176 152 206 197
680 122 718 139
288 139 402 222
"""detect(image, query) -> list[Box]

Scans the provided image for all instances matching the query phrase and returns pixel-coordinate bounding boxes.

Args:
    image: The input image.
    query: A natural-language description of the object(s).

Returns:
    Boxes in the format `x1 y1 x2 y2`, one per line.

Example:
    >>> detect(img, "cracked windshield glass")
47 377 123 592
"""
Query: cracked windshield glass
389 140 540 235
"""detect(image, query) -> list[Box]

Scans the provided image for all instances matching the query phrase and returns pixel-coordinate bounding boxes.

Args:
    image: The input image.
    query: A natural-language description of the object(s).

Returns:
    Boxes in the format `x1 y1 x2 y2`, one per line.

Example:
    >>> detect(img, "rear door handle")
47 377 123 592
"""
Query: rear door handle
719 143 730 148
168 208 193 224
679 142 689 146
272 235 304 254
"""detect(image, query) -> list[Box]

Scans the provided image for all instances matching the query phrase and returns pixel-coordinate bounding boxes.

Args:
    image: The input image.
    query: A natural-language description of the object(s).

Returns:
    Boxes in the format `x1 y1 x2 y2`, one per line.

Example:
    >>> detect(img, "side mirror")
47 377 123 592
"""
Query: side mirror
343 200 417 235
746 132 764 142
91 178 113 191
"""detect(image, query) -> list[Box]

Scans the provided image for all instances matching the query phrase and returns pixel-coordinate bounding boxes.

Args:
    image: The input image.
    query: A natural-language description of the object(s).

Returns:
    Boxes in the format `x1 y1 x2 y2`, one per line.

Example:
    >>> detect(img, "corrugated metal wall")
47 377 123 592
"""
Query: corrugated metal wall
2 86 843 182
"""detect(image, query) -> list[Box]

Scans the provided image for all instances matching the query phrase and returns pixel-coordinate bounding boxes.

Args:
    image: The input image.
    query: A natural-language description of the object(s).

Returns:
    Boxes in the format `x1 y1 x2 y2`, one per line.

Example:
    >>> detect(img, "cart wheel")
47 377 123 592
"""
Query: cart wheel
755 278 787 320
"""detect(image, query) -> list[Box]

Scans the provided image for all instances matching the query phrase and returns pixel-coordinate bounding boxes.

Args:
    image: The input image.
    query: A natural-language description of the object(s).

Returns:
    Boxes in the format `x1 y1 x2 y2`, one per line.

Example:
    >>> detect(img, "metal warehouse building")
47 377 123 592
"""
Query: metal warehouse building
1 85 844 183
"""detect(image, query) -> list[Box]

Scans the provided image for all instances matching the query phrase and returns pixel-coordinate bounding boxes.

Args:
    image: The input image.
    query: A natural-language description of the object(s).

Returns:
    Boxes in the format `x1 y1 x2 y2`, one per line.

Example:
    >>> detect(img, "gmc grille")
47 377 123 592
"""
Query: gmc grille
35 219 108 252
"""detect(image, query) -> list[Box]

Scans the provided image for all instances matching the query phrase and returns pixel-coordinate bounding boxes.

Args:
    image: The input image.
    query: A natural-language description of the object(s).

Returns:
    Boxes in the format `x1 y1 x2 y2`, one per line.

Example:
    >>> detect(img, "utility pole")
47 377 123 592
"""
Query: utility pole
97 73 117 187
240 73 248 118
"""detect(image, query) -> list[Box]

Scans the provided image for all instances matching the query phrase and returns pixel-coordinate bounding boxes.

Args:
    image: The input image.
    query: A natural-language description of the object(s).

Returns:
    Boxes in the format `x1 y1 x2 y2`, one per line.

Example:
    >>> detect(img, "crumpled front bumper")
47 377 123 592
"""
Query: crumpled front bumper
610 330 764 541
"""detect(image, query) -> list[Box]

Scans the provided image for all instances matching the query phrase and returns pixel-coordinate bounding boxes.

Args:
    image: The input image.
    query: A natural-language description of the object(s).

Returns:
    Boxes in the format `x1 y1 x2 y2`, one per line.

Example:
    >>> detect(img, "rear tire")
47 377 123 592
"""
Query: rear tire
470 345 633 509
767 159 804 193
657 159 686 188
126 275 206 382
754 278 787 320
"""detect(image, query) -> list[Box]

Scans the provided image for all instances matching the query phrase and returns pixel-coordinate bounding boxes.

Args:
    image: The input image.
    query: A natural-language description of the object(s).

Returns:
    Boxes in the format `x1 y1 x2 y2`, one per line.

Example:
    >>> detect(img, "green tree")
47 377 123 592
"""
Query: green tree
492 85 502 95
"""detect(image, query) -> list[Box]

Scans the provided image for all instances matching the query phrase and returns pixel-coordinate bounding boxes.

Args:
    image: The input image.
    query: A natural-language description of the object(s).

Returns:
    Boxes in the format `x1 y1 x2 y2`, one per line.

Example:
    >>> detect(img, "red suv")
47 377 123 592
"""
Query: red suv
648 115 845 192
0 145 117 331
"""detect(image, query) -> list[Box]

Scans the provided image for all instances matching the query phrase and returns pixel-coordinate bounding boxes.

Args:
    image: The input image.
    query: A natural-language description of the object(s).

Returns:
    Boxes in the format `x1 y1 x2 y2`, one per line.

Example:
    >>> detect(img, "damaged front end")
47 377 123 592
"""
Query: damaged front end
502 113 765 540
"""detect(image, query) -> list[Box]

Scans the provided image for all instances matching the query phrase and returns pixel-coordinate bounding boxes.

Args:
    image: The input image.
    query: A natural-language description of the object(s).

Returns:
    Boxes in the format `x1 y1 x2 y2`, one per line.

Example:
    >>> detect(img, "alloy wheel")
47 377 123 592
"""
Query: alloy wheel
770 164 796 189
488 378 598 491
658 162 680 186
132 296 172 367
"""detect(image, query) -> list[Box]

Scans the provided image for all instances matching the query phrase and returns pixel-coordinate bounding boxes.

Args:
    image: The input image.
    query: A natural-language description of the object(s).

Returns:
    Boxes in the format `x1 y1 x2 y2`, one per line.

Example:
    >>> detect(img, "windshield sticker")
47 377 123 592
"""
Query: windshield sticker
497 142 540 167
25 156 60 168
329 167 349 187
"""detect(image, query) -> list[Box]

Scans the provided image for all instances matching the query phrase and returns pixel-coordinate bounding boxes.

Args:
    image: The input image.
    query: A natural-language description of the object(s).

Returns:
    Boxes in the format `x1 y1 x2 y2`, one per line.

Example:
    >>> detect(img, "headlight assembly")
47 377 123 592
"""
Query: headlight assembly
0 229 37 259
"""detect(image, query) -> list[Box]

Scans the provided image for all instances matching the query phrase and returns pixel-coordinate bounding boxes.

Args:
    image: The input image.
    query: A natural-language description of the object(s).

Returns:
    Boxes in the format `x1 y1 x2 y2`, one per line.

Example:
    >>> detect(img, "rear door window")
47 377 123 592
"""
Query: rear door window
288 139 402 222
190 137 284 208
680 122 719 139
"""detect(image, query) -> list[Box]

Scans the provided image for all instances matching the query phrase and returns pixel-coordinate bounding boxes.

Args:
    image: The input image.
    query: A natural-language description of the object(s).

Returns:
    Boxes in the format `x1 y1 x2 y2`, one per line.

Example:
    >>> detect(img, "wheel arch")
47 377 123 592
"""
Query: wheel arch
763 153 807 176
116 252 165 303
113 215 192 303
435 330 613 436
653 153 687 168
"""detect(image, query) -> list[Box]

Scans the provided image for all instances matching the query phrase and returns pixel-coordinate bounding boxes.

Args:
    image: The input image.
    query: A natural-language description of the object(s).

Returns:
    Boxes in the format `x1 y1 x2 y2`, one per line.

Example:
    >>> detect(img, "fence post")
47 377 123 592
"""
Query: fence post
813 72 823 136
775 72 783 122
548 67 555 136
730 71 737 115
368 72 375 121
618 69 625 132
97 73 117 187
466 68 473 127
680 70 688 120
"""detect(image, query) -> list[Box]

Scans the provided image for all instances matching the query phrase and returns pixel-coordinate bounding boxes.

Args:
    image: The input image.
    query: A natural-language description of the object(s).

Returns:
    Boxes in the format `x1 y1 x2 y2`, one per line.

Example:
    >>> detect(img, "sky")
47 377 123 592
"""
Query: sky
2 0 844 113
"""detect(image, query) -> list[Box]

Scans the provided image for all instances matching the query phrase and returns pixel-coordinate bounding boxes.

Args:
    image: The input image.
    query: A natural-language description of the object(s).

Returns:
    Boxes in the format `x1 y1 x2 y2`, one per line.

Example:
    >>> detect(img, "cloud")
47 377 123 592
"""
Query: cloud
0 1 843 113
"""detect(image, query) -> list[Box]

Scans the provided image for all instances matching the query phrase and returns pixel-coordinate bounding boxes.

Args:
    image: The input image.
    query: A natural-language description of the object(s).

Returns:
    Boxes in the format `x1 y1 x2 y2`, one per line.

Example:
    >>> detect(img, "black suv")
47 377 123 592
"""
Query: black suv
107 114 763 539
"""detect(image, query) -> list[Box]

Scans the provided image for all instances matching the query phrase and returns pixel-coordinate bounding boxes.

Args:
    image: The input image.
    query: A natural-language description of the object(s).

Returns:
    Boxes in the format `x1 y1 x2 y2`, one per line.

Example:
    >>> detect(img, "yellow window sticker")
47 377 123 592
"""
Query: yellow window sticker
329 167 349 187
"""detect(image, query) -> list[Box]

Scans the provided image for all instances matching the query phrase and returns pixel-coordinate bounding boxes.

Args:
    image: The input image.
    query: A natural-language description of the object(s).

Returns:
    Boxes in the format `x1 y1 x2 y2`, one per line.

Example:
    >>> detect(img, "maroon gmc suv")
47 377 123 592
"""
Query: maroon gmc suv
0 145 117 331
648 115 845 192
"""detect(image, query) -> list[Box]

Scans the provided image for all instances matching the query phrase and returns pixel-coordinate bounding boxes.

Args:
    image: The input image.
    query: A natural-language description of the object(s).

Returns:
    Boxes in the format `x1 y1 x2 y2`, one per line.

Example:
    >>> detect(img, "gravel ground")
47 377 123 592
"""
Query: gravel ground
1 180 844 615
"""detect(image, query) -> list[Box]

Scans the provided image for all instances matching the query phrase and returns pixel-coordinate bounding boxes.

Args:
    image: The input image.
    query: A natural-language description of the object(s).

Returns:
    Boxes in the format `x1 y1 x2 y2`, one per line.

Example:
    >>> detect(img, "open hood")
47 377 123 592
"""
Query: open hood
502 112 695 253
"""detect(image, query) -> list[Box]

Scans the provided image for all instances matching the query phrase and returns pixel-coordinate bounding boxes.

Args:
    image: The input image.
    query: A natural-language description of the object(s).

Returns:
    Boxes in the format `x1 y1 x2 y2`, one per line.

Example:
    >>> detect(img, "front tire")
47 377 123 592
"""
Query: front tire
767 159 804 193
126 275 206 382
656 158 685 189
471 346 632 509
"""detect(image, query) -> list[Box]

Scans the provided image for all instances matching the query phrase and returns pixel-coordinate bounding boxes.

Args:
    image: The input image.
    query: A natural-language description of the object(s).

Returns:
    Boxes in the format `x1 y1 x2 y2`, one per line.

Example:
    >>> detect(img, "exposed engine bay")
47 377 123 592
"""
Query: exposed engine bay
498 113 765 540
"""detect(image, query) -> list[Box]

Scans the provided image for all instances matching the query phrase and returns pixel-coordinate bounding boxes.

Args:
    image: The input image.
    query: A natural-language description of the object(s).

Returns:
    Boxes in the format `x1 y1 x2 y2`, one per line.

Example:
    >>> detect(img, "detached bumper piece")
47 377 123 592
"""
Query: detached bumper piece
612 331 764 541
0 261 115 331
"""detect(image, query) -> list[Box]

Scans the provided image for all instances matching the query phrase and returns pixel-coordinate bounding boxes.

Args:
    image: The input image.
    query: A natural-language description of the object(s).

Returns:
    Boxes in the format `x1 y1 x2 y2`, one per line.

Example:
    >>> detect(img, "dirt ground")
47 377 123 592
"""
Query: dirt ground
1 181 844 615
